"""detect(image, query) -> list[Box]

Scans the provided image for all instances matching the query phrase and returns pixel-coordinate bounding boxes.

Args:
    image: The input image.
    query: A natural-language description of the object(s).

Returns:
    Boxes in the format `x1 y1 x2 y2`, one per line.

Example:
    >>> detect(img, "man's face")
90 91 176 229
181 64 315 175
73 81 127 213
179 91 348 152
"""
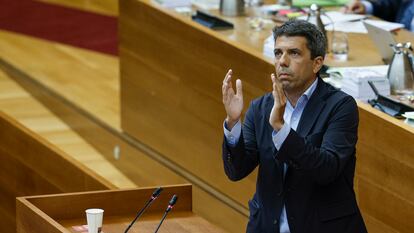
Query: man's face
273 36 323 94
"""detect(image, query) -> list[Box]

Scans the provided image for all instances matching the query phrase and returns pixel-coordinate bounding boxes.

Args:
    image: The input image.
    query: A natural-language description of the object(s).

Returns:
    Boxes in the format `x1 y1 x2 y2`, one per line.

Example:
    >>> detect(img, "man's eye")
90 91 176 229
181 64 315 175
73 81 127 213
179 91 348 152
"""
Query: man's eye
274 51 282 57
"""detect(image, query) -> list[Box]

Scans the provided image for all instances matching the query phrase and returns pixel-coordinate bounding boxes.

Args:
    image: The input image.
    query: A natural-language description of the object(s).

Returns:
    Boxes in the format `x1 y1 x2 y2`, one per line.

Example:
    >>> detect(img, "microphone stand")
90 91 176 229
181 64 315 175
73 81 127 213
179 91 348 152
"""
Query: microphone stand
124 187 163 233
154 195 178 233
153 211 169 233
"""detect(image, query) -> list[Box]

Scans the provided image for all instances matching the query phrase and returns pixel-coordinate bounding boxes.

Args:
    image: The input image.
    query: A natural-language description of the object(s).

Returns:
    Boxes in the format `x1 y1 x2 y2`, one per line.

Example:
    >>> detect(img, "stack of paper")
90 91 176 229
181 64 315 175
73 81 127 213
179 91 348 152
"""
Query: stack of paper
155 0 191 8
332 66 390 101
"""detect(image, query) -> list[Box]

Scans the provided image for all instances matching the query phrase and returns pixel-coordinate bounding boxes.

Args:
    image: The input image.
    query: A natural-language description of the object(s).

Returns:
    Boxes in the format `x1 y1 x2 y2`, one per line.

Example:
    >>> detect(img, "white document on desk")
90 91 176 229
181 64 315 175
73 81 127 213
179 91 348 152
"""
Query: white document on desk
322 11 366 24
325 21 367 33
299 11 366 33
325 19 404 33
322 11 367 33
299 11 404 33
364 19 404 31
298 11 366 24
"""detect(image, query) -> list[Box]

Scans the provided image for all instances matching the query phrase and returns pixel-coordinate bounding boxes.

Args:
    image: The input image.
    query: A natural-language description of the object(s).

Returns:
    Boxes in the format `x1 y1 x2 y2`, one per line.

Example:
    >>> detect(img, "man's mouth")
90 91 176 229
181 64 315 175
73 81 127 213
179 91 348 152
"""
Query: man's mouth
278 73 291 78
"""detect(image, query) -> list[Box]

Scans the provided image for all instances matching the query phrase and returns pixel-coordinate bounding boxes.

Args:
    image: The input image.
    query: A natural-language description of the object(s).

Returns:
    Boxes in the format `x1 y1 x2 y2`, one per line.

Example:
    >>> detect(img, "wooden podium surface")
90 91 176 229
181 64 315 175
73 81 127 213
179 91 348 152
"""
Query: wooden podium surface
16 184 226 233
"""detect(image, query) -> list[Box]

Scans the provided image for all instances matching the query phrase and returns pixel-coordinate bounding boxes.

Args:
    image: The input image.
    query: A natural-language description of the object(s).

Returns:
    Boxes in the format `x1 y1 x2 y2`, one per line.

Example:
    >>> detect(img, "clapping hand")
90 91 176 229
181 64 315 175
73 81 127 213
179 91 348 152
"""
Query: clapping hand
222 69 243 130
269 73 286 131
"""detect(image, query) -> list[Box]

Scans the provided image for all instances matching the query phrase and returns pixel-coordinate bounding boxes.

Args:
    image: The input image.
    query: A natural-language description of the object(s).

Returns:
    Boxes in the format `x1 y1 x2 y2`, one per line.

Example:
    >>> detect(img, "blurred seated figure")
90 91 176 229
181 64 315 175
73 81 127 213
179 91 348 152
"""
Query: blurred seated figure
345 0 414 31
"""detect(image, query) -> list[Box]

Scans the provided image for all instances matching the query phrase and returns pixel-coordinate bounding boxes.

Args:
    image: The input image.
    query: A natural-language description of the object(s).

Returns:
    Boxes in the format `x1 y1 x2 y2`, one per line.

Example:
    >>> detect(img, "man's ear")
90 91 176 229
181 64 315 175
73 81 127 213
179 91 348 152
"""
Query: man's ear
313 56 324 74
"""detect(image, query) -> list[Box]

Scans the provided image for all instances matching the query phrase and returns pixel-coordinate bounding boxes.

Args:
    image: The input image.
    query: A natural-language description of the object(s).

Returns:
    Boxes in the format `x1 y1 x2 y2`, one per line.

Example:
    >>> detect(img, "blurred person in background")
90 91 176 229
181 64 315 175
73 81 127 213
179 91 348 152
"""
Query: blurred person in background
345 0 414 31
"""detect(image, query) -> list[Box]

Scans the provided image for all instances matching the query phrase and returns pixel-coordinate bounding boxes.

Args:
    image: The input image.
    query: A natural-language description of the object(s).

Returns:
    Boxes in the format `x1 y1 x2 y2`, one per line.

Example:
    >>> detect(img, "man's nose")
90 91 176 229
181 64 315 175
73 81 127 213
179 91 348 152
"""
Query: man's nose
278 53 289 67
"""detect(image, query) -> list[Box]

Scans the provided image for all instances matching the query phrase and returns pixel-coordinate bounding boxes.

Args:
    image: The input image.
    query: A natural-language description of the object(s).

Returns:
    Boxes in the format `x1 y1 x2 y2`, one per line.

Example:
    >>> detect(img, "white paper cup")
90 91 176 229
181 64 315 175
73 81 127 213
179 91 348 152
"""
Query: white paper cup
85 208 104 233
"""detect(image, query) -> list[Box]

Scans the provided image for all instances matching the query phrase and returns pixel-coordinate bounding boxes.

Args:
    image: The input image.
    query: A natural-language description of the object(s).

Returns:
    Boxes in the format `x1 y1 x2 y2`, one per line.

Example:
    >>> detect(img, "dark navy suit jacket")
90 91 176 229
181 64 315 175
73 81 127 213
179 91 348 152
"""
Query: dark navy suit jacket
370 0 414 30
222 79 367 233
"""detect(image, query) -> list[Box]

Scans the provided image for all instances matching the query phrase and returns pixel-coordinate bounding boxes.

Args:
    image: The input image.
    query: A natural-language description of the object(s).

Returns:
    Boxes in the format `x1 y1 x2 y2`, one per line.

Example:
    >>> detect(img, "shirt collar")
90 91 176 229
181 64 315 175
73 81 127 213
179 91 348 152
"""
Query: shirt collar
286 78 318 109
302 78 318 101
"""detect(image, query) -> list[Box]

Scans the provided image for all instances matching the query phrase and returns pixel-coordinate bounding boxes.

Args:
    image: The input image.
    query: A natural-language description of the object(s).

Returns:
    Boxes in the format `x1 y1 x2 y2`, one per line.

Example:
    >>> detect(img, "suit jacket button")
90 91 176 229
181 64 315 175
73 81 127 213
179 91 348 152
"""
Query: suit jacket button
273 219 278 225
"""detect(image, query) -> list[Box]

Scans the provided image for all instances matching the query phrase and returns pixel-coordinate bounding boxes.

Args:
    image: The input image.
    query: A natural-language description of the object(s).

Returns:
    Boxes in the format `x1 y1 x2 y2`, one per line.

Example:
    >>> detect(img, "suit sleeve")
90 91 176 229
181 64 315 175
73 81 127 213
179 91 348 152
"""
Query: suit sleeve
276 96 359 185
369 0 401 22
222 101 259 181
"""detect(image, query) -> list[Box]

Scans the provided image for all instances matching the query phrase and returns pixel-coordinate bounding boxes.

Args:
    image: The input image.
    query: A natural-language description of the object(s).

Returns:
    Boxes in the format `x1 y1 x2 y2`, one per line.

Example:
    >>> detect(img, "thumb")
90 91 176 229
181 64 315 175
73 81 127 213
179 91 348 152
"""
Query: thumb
236 79 243 97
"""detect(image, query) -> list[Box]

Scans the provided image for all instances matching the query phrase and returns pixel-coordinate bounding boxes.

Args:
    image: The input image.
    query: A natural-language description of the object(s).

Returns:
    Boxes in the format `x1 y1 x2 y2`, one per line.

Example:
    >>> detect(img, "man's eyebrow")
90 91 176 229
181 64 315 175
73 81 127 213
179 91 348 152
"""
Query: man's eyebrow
288 48 302 53
273 48 302 52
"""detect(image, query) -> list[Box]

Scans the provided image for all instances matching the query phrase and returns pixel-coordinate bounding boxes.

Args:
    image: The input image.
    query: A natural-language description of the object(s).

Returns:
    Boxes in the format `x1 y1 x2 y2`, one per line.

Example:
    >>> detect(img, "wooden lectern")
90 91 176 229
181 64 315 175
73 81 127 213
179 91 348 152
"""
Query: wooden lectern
16 184 226 233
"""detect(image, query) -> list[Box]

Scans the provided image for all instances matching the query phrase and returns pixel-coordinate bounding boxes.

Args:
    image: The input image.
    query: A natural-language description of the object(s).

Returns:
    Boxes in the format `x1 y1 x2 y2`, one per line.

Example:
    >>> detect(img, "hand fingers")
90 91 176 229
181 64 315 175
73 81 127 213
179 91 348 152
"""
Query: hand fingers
236 79 243 98
275 78 286 104
223 69 233 85
222 69 233 98
271 73 278 94
271 73 279 101
223 83 235 102
271 73 285 104
224 69 233 90
272 73 283 93
223 71 236 104
350 3 364 14
271 73 276 85
351 5 359 13
271 73 276 92
223 84 235 104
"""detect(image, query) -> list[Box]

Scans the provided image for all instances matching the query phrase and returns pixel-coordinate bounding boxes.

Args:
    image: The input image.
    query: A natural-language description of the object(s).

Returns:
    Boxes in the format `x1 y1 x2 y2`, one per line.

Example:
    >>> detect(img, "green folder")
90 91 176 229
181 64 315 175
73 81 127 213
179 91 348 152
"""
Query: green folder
293 0 349 7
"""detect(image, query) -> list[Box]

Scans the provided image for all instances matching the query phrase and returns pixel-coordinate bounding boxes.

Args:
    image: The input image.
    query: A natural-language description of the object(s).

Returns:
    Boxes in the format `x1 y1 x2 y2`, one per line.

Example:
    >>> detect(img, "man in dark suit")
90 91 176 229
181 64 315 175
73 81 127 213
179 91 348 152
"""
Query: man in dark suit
346 0 414 31
221 20 367 233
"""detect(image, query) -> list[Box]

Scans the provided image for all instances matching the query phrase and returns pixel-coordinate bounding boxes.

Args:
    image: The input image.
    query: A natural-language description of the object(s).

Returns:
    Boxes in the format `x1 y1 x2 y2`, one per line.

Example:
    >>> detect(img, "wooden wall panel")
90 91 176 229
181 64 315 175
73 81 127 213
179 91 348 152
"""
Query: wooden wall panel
0 151 61 197
119 0 270 211
0 192 16 233
356 104 414 233
0 111 113 233
358 178 414 233
362 212 399 233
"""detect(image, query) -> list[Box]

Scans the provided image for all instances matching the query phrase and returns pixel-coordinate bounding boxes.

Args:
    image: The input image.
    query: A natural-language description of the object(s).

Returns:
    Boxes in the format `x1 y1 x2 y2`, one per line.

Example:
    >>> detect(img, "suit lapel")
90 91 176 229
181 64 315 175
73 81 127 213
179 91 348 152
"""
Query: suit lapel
296 78 328 137
264 95 274 140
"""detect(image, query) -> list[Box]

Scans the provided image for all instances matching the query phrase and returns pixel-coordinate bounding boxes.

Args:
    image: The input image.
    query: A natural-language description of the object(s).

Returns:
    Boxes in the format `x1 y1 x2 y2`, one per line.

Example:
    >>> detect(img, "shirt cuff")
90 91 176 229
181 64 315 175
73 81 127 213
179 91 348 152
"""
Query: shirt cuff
272 123 291 151
223 120 241 146
361 1 373 14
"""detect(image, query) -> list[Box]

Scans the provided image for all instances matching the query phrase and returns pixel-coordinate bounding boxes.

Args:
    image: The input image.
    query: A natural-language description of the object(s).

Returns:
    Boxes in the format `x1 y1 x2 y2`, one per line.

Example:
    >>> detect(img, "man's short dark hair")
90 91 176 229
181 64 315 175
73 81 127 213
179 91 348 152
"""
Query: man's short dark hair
272 20 327 59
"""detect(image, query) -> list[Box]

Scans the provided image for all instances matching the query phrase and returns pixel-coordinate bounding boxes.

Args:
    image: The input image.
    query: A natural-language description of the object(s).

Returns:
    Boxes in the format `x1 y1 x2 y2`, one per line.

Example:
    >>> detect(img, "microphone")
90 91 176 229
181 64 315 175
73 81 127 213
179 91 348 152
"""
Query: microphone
153 194 178 233
124 187 163 233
